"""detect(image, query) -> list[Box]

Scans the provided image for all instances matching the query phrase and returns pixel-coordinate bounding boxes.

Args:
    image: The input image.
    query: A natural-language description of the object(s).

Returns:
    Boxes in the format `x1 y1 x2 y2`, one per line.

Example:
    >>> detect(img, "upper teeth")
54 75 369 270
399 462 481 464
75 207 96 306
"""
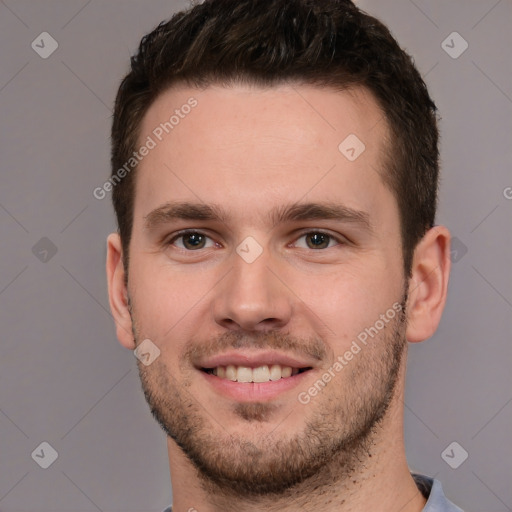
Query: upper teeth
212 364 298 382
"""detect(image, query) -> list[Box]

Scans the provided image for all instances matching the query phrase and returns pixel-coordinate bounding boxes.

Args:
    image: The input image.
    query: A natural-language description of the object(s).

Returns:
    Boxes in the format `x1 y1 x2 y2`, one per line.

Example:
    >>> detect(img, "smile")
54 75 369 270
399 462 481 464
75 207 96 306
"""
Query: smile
202 364 312 383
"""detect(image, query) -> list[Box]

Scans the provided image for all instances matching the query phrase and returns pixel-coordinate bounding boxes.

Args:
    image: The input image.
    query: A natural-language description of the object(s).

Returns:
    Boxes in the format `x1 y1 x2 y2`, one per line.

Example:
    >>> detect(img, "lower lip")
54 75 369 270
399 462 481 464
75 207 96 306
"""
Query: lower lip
199 369 313 402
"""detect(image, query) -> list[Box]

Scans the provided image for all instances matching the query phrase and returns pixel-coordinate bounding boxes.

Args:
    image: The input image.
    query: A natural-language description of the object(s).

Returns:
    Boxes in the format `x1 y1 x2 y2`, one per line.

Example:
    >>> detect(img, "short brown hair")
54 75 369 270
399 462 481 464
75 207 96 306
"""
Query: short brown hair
111 0 439 276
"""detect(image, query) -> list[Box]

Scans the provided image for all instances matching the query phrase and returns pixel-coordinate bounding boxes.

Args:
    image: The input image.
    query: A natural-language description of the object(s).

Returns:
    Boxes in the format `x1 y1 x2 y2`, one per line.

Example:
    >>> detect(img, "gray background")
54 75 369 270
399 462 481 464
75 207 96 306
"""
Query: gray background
0 0 510 511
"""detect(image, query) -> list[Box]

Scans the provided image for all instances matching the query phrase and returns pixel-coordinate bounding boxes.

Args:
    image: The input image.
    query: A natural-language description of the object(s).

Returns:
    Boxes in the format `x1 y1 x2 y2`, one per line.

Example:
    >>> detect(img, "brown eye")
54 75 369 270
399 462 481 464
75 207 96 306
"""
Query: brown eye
305 232 331 249
293 231 341 250
182 233 206 249
169 231 214 250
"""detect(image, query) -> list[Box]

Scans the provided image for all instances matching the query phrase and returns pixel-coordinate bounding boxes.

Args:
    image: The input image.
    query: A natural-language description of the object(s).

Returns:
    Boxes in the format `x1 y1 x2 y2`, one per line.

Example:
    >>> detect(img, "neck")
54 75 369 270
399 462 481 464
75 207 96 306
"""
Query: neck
167 362 426 512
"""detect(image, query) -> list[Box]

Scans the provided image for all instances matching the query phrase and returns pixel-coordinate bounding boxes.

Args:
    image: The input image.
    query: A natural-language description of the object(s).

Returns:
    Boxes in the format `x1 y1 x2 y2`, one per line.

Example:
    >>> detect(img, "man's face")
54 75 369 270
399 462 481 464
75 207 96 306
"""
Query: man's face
126 83 408 494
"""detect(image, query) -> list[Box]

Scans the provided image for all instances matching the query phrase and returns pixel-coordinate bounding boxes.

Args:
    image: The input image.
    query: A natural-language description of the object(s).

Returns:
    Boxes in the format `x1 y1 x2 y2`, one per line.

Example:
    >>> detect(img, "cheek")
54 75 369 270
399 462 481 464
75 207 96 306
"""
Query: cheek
129 259 213 339
289 263 400 345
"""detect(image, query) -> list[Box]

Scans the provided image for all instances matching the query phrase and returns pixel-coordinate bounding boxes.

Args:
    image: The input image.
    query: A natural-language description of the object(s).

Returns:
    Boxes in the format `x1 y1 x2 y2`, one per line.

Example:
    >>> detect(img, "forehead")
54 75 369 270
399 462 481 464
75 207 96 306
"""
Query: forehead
134 83 394 228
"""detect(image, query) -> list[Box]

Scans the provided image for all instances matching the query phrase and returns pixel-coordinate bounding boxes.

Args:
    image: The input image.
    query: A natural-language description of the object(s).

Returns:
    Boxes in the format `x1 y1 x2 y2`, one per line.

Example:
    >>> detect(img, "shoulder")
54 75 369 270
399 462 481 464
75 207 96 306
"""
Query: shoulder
412 473 465 512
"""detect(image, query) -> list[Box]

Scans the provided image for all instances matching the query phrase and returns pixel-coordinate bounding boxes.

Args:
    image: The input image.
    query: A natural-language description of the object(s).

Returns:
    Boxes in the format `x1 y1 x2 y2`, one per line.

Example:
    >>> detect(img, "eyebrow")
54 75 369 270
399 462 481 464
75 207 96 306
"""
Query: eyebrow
143 200 373 233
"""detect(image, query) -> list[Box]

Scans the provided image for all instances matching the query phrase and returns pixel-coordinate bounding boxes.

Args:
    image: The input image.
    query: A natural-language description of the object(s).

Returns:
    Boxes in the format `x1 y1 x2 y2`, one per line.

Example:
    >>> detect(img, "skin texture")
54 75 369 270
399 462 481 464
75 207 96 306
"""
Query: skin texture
106 84 451 512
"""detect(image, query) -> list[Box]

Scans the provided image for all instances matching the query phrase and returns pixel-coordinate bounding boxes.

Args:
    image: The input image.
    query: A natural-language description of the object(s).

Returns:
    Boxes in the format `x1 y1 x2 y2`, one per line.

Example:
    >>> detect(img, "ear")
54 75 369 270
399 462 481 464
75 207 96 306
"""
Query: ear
106 233 135 349
406 226 451 343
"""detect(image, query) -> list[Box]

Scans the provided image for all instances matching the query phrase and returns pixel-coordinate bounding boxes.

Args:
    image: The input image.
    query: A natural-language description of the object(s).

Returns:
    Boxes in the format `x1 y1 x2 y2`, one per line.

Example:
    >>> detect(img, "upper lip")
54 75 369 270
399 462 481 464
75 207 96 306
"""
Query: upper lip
195 350 317 370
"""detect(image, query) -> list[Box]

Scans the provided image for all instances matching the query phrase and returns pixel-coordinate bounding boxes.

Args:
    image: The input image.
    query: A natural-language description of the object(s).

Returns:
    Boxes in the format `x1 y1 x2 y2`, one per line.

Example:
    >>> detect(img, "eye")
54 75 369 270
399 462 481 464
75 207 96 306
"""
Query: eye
168 231 216 250
293 231 342 250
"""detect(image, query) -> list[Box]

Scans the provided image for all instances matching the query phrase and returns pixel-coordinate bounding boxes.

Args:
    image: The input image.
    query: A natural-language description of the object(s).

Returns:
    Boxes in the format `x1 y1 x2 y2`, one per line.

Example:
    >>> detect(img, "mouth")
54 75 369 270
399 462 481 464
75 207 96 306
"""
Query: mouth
201 364 313 383
195 351 318 402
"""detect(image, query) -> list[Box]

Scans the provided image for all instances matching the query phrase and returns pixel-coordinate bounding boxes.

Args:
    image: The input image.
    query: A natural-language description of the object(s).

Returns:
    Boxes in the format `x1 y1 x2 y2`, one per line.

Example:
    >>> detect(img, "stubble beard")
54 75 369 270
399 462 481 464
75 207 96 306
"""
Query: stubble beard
132 296 408 500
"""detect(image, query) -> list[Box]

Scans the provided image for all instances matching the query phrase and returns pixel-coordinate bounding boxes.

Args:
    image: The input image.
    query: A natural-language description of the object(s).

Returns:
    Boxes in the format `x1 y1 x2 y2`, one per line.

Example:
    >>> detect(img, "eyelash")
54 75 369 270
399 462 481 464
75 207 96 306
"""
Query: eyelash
166 229 346 251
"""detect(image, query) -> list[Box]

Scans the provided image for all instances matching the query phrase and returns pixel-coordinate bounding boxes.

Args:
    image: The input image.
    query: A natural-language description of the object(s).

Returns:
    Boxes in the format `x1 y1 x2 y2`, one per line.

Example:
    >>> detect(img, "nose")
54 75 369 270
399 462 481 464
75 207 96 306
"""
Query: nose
212 246 292 332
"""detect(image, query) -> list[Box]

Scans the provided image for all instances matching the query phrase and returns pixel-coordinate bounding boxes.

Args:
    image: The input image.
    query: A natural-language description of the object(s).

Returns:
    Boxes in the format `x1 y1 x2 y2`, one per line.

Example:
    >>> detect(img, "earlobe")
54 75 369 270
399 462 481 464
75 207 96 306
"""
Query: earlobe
405 226 451 343
106 233 135 350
